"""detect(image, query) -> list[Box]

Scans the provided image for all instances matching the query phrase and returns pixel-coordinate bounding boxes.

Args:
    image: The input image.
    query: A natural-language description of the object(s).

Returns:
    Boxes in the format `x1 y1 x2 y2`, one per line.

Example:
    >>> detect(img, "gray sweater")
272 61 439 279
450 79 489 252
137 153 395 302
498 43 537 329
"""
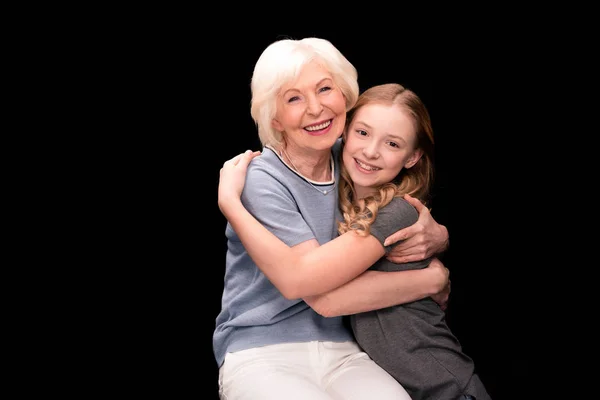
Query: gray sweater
350 197 491 400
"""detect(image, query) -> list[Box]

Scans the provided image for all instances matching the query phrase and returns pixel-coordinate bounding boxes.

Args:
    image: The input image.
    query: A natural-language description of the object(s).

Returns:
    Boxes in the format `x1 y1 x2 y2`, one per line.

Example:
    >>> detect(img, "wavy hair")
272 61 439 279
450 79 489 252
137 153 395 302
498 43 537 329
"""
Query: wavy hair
338 83 435 236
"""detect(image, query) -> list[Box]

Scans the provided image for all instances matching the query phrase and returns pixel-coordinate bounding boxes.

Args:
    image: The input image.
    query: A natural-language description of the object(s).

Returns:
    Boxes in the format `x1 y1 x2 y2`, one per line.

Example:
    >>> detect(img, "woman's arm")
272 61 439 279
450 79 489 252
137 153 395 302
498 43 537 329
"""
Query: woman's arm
384 194 449 264
221 192 384 299
304 258 450 317
219 151 399 300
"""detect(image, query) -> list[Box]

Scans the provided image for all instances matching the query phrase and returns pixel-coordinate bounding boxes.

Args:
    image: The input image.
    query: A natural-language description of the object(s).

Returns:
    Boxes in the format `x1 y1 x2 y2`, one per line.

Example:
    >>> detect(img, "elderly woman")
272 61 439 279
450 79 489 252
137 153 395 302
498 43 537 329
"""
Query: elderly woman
214 37 449 400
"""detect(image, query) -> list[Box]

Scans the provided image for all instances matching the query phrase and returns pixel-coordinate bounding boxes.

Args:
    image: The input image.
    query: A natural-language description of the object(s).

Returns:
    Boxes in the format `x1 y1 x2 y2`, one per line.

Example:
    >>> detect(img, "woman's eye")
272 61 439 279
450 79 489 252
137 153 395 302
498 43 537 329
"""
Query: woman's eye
288 96 300 103
357 130 367 136
319 86 332 93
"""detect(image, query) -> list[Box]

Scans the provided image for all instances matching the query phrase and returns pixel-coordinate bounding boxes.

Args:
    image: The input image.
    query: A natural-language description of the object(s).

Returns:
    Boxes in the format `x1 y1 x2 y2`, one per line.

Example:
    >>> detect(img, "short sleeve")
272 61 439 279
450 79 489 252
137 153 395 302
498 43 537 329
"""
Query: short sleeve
240 160 315 247
369 197 419 254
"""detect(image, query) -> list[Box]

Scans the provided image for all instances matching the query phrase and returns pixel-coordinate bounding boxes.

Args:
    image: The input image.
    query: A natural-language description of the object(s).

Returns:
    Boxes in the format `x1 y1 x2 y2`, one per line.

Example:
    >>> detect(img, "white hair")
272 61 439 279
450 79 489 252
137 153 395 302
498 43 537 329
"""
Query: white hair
250 37 359 148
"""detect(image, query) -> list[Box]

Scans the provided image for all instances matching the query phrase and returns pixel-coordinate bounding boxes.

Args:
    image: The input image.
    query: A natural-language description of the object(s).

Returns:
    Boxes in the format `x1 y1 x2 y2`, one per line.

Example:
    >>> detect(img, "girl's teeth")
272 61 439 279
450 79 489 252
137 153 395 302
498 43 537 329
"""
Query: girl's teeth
356 160 380 171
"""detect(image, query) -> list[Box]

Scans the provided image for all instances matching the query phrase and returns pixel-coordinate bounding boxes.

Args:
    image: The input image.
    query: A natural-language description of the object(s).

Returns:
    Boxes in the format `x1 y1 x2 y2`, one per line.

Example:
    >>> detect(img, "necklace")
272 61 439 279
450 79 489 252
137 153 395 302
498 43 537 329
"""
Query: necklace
280 147 335 196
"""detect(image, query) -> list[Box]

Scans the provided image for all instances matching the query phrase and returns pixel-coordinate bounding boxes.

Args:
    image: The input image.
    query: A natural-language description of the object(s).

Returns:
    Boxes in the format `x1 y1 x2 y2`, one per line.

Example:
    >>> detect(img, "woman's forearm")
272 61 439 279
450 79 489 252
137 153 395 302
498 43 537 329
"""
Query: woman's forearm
304 266 447 317
221 198 385 299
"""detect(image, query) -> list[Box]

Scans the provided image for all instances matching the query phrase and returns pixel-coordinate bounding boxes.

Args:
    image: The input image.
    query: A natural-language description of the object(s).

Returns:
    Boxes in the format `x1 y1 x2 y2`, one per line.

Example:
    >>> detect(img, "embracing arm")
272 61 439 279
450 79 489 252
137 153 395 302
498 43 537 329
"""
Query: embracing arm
222 197 384 299
304 257 450 317
219 150 386 299
384 194 449 264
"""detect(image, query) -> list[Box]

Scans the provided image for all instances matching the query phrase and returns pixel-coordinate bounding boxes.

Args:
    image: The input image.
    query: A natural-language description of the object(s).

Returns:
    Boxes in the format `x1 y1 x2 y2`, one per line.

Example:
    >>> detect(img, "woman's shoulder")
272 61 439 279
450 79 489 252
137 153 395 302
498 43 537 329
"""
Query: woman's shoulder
247 147 282 173
245 147 293 191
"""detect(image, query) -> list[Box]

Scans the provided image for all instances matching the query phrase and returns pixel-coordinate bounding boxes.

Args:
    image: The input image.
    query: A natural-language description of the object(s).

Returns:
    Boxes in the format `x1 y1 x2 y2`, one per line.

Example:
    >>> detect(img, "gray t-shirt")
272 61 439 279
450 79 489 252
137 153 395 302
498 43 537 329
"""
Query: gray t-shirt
213 139 353 368
350 197 491 400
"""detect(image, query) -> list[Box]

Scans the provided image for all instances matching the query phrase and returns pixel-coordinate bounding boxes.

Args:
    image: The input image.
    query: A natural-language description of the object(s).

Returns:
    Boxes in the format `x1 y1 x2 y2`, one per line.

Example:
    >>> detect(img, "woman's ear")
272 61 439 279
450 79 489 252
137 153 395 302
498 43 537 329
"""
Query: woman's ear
405 149 423 169
271 119 283 132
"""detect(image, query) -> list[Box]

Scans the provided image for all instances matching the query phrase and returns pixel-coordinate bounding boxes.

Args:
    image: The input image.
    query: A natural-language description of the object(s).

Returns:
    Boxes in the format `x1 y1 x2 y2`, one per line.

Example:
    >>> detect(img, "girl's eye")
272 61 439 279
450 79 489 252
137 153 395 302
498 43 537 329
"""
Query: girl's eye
357 130 367 136
388 142 399 148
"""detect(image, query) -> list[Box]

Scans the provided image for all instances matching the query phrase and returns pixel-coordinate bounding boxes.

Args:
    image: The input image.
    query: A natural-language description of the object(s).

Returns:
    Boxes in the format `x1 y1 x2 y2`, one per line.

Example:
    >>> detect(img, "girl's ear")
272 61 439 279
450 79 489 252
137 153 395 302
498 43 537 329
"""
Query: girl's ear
271 119 283 131
405 149 423 169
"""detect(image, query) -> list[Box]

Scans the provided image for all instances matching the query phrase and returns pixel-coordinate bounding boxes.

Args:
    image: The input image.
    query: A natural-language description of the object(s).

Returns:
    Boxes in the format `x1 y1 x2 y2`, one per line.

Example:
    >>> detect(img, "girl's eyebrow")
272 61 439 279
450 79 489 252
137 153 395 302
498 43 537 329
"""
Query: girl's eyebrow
354 120 408 144
354 120 373 130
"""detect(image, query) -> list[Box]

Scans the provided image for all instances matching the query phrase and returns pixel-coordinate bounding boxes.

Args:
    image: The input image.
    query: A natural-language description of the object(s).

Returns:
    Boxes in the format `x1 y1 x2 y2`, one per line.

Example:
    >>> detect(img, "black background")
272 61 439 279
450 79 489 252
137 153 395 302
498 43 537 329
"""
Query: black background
118 29 548 399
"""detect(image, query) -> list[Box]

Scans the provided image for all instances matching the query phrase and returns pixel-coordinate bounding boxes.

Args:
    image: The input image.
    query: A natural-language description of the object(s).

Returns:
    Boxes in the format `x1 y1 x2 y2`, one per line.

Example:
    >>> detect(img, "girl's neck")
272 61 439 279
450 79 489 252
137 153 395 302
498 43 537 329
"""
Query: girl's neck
354 185 377 200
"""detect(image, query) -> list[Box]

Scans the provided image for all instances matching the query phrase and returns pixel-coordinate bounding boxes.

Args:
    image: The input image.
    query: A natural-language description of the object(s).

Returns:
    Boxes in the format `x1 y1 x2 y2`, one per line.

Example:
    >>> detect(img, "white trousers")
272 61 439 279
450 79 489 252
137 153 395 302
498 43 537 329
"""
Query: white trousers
218 341 410 400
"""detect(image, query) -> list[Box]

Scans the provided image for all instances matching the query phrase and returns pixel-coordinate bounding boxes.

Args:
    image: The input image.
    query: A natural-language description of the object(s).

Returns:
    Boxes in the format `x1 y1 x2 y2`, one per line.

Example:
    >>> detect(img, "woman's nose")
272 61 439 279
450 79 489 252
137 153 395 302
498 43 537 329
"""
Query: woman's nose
306 97 323 116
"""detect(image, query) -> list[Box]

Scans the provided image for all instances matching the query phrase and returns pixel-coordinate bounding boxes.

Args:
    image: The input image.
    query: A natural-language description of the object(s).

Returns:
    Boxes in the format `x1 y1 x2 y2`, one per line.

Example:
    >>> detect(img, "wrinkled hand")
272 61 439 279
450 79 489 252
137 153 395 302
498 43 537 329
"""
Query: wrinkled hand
384 194 449 264
428 258 450 311
218 150 261 214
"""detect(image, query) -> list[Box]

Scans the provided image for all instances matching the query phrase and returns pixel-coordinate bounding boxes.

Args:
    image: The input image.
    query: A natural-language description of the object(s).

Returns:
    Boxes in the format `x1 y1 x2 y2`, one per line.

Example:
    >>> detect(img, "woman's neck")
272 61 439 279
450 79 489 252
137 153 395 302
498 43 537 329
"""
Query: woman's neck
280 144 331 182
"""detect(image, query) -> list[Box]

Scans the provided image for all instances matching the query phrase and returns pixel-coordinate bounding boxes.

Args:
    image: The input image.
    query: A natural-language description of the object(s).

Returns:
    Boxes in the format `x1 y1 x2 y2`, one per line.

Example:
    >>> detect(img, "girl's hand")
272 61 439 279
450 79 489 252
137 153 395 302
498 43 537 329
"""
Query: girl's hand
218 150 261 213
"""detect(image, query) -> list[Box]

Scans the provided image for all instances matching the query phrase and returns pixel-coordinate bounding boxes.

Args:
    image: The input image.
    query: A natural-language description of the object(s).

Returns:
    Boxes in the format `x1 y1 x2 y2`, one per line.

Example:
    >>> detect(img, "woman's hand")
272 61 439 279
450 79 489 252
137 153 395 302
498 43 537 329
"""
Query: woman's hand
384 194 449 263
218 150 261 214
427 258 450 311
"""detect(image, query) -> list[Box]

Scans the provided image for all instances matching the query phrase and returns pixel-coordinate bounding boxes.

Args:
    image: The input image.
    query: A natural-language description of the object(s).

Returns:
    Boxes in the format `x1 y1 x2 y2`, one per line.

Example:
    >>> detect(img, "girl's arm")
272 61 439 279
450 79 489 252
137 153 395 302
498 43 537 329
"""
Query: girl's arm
304 258 449 317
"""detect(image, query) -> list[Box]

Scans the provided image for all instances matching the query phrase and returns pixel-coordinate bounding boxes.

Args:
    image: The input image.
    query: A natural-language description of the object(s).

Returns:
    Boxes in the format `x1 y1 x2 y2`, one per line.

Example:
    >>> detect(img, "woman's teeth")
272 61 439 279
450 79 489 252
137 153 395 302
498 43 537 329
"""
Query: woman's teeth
305 120 331 131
